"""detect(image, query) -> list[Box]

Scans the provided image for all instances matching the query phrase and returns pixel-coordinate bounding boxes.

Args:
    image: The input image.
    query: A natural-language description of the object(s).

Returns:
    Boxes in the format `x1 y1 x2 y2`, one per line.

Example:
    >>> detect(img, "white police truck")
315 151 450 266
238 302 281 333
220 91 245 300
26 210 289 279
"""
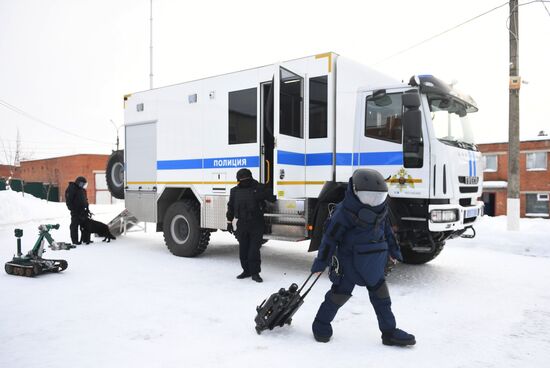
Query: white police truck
106 52 483 264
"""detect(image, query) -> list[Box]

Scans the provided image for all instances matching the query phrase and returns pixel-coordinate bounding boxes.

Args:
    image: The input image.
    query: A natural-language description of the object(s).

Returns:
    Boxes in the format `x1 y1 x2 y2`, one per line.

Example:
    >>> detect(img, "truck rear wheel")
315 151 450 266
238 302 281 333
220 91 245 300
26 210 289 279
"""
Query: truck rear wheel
400 242 444 265
106 150 125 199
163 200 209 257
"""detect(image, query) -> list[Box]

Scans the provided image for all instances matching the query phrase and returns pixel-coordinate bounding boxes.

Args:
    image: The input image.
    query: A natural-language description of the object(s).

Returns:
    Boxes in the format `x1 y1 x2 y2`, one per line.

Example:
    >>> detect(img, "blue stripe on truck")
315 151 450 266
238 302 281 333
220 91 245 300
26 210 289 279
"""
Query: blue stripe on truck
157 156 260 170
359 151 403 165
157 158 203 170
157 151 403 170
336 151 402 166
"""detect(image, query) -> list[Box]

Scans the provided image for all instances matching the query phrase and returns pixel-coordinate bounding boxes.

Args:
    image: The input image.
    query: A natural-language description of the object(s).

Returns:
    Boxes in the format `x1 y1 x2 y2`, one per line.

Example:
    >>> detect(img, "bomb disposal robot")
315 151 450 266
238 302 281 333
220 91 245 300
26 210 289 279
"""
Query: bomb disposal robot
105 53 483 264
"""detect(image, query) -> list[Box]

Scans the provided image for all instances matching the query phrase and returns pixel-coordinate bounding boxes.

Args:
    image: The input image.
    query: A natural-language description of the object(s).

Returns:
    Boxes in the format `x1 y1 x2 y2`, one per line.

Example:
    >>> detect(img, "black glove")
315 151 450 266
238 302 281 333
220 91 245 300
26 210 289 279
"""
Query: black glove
227 222 234 234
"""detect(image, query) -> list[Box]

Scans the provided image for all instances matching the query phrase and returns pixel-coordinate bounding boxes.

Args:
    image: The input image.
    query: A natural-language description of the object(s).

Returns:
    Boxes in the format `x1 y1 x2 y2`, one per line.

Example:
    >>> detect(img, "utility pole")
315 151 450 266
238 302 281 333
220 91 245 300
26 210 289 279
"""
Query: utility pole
507 0 520 231
149 0 154 89
110 119 121 151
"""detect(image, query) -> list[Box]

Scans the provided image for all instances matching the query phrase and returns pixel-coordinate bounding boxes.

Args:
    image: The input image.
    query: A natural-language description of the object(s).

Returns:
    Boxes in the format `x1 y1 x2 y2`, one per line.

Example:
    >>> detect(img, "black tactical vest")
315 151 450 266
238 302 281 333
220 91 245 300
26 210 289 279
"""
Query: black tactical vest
234 185 264 223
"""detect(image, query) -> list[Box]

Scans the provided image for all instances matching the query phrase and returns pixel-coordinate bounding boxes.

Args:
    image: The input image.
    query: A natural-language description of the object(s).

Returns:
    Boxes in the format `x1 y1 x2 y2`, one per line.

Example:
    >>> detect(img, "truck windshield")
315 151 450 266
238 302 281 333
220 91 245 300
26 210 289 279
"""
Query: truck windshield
427 93 476 150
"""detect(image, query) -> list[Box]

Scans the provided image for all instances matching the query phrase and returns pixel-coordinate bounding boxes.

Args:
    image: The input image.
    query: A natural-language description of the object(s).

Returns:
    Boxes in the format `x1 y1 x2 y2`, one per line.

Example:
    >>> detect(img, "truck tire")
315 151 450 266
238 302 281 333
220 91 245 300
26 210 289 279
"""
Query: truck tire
400 242 444 265
106 150 125 199
163 200 209 257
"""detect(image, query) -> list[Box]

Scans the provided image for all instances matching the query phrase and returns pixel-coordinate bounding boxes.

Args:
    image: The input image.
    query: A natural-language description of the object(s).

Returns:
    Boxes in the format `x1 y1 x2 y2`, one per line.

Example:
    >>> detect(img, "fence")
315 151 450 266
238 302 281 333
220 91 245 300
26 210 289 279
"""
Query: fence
1 178 59 202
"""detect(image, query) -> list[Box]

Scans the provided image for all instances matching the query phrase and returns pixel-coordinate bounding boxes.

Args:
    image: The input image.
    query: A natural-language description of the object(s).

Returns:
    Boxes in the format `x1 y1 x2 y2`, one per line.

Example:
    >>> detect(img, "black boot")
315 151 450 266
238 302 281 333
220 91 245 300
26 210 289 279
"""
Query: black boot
381 328 416 346
236 271 251 279
251 274 263 283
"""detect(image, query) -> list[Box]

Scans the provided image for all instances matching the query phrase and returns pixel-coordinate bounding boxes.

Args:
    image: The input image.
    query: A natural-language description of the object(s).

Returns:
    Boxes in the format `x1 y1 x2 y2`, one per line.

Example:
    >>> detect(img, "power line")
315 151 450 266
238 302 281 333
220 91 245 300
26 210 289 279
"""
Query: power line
506 1 550 40
0 98 112 145
371 1 510 65
539 0 550 17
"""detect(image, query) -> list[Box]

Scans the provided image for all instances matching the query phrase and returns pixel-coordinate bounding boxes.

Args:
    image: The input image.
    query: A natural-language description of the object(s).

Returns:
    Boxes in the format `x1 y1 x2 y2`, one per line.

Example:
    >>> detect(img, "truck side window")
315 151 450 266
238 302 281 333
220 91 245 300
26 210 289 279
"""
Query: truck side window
365 93 402 144
228 88 257 144
309 76 328 139
280 68 303 138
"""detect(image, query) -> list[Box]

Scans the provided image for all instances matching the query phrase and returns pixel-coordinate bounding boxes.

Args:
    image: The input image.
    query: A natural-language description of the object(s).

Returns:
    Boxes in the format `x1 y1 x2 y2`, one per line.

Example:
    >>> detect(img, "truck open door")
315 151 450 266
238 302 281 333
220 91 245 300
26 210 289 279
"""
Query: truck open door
274 66 306 200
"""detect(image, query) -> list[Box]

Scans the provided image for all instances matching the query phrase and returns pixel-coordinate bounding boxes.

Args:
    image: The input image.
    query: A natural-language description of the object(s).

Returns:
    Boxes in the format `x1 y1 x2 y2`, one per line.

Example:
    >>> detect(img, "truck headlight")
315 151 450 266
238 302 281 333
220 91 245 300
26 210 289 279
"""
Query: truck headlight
430 209 458 223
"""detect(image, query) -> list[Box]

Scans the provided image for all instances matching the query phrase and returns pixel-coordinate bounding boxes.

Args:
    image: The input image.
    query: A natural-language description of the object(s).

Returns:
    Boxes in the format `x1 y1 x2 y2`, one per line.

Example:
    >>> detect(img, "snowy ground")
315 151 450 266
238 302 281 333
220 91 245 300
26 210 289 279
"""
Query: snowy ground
1 191 549 368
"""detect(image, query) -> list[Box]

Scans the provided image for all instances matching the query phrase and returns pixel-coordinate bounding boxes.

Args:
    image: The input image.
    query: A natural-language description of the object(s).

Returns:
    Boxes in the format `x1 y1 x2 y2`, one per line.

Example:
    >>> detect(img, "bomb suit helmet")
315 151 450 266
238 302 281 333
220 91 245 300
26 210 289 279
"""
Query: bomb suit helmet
351 169 388 206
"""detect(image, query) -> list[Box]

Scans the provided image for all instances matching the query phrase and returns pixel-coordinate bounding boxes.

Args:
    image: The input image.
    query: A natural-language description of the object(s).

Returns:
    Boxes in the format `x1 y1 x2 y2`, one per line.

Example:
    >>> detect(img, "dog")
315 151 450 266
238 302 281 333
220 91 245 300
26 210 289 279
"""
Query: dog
87 219 117 242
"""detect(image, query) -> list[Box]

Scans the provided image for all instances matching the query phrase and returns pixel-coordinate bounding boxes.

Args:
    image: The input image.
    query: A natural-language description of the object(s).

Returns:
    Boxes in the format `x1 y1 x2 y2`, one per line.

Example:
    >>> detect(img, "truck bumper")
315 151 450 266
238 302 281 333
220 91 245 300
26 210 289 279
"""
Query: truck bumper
427 201 484 232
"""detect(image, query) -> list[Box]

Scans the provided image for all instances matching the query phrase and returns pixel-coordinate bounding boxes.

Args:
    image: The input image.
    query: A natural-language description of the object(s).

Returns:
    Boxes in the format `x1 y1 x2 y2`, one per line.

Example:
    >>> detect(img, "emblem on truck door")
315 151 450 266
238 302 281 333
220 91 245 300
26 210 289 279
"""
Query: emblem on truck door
387 168 422 191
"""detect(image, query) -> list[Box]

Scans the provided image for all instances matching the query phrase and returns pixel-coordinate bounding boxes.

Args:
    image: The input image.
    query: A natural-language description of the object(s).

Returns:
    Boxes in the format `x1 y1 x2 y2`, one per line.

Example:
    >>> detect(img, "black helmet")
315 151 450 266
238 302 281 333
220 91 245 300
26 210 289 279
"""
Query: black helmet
236 168 252 182
75 176 87 188
352 169 387 192
352 169 388 206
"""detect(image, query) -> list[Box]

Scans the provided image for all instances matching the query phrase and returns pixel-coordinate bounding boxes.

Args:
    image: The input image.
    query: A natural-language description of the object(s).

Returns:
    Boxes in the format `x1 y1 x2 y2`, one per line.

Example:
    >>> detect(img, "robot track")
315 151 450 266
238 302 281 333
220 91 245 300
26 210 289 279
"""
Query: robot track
5 259 68 277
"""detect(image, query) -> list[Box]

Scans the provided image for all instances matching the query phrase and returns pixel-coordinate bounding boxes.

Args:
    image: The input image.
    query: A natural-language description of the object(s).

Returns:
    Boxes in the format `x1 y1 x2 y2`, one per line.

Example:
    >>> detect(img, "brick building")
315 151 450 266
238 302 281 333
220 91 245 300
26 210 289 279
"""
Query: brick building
15 154 111 204
0 164 13 178
478 137 549 218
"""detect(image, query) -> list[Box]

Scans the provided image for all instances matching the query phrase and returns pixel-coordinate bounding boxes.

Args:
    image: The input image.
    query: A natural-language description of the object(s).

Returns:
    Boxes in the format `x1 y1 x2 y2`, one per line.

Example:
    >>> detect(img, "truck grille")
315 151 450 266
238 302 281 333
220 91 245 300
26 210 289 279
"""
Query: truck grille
459 186 478 193
459 198 472 206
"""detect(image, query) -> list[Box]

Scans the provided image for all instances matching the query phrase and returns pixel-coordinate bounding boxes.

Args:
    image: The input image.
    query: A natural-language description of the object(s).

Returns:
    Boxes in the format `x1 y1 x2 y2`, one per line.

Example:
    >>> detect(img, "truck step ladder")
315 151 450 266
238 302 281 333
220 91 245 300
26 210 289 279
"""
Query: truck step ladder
263 212 307 242
108 209 146 236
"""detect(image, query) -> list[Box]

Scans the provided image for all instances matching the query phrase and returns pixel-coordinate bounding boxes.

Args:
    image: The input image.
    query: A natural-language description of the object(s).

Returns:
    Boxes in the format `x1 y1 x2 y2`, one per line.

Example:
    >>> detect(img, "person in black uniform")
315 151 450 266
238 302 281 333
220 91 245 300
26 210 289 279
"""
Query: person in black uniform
65 176 92 245
226 168 275 283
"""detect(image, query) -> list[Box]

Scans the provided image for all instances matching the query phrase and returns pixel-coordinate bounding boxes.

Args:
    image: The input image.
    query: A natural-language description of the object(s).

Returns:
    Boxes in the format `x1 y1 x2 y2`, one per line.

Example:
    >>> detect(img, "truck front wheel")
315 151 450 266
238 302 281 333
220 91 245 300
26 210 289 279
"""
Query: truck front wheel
163 200 209 257
400 242 444 265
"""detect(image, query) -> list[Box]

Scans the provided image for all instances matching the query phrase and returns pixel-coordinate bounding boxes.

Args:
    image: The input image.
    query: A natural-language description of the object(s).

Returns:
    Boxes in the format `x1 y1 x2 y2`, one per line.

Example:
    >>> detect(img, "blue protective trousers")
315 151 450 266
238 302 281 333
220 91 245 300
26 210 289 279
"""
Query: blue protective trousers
312 274 396 338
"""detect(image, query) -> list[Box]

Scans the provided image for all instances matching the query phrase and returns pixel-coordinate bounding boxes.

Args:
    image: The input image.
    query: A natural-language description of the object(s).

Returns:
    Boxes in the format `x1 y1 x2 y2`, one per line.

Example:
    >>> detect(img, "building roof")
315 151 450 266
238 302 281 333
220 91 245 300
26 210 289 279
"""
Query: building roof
19 153 110 164
477 137 550 146
483 181 508 189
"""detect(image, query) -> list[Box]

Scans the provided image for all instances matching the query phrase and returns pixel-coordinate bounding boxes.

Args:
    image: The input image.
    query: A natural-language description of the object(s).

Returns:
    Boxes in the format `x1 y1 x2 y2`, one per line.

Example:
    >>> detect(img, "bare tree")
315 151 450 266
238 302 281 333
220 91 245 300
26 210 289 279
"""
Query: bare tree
1 128 34 192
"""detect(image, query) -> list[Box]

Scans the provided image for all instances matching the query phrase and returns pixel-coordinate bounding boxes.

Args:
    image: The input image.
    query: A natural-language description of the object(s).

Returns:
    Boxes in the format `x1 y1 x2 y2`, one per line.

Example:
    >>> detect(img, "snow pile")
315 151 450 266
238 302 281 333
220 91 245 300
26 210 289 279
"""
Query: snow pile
0 190 67 226
453 215 550 258
0 190 124 227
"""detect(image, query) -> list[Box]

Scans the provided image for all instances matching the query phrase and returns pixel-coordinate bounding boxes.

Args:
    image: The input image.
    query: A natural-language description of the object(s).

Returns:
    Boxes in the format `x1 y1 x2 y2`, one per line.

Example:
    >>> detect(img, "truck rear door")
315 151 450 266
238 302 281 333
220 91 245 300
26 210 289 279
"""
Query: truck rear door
274 67 306 199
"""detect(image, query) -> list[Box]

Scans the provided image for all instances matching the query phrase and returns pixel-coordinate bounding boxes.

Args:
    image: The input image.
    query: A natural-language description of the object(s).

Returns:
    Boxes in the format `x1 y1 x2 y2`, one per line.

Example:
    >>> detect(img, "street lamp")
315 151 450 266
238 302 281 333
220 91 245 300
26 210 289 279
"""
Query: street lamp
109 119 123 151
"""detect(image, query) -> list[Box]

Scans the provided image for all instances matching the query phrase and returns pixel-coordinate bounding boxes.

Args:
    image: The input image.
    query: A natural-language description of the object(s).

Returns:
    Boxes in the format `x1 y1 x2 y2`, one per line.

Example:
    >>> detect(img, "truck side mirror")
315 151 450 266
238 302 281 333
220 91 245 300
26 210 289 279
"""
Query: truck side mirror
402 95 423 168
403 110 422 138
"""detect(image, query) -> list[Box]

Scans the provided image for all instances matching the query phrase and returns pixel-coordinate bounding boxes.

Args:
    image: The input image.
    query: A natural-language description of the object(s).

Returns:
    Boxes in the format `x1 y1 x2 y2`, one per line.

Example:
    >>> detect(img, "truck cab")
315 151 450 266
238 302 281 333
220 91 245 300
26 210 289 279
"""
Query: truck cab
356 75 483 263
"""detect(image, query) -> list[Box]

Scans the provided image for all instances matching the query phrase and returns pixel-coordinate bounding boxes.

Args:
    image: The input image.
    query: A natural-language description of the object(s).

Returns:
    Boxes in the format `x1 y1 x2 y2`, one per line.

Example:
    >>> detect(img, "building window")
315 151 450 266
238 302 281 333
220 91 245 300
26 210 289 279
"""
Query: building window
526 151 547 171
525 193 549 217
483 154 498 172
228 88 257 145
309 76 328 139
365 93 402 144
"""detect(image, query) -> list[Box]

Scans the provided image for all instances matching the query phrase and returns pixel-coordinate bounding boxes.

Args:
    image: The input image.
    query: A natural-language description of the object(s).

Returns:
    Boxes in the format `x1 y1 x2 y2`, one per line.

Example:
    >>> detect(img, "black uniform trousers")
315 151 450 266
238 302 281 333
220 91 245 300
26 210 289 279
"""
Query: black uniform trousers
70 213 90 244
235 219 264 275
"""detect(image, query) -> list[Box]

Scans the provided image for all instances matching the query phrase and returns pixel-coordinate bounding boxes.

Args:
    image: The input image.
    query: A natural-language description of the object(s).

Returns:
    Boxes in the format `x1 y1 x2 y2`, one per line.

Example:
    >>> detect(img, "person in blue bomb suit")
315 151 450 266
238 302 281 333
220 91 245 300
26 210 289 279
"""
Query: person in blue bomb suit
310 169 415 346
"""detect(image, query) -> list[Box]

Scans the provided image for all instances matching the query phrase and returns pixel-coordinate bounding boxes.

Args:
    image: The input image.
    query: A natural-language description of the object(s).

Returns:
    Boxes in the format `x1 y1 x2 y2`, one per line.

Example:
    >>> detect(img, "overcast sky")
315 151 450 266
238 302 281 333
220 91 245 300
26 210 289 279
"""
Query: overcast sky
1 0 549 162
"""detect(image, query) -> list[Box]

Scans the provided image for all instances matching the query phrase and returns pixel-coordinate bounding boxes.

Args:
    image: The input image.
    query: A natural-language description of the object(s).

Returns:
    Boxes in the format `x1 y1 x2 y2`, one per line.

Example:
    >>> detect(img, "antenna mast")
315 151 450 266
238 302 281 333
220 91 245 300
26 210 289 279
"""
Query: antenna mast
149 0 153 89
